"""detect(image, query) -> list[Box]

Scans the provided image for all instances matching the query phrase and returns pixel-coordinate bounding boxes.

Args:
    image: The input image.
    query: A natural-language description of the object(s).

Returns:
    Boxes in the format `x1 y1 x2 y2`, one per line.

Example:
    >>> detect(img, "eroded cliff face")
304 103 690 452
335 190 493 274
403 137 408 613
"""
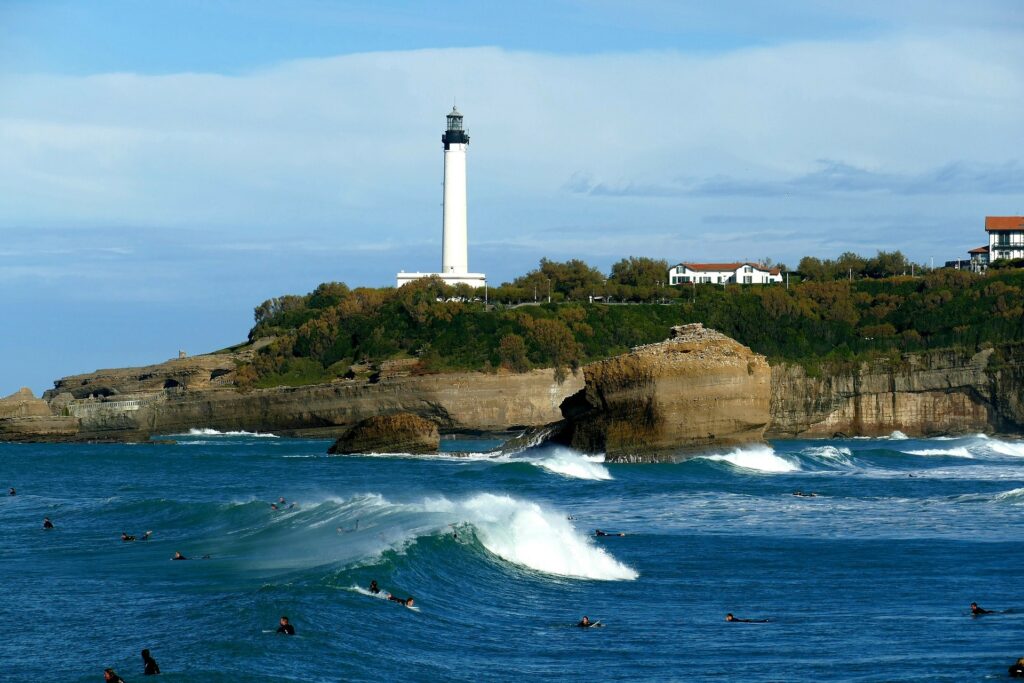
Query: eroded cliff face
768 345 1024 437
7 335 1024 446
4 361 584 442
563 324 772 462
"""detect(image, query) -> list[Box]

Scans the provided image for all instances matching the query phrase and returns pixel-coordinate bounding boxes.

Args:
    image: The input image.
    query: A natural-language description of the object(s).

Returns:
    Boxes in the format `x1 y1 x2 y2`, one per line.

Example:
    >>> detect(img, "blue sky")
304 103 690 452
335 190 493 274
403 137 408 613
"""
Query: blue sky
1 1 1023 394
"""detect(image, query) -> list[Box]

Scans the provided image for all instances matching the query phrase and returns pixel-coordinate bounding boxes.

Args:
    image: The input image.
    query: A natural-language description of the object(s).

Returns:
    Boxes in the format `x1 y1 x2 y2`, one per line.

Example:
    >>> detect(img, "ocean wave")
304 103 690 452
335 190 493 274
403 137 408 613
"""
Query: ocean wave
993 487 1024 502
902 447 974 458
420 493 636 580
174 492 636 581
699 445 801 473
183 428 279 438
346 446 612 481
982 438 1024 458
529 449 611 481
799 445 854 467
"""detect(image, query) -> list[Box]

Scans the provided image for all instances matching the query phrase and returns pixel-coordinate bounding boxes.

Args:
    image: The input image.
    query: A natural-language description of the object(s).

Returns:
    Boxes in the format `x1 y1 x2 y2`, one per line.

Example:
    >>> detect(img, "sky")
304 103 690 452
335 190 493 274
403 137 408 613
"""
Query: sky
1 0 1023 394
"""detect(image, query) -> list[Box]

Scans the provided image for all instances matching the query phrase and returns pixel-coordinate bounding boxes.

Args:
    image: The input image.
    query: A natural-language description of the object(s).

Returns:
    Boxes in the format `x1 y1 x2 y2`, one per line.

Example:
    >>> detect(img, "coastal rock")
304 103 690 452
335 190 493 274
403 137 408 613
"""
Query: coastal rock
33 362 582 442
0 388 52 418
768 346 1024 437
328 413 439 454
563 324 771 462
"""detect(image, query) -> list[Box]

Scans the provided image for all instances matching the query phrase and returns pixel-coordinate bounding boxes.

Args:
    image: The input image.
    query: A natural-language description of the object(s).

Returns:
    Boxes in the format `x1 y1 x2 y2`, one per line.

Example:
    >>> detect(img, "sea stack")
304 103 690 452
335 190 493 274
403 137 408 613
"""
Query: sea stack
562 324 772 462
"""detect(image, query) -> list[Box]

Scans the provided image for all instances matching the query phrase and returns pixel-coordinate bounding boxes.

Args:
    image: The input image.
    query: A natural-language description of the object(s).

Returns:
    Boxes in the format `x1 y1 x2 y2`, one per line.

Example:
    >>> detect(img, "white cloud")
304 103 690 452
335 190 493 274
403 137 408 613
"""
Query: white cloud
0 32 1022 270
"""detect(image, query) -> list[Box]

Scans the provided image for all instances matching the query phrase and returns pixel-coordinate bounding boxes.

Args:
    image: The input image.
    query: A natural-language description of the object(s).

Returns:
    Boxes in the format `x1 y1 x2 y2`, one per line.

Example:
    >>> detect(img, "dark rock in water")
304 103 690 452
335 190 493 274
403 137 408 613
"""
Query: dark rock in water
328 413 440 455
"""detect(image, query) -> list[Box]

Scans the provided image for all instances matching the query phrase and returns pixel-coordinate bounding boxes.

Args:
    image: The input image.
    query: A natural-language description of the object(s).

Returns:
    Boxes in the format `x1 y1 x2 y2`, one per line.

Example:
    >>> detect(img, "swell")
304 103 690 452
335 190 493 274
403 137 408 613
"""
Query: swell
84 492 637 581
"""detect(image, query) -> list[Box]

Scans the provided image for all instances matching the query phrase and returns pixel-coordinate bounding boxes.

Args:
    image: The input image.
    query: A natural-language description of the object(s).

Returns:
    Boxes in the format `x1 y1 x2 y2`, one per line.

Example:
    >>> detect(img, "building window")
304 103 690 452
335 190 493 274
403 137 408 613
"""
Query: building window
743 276 752 284
680 276 690 283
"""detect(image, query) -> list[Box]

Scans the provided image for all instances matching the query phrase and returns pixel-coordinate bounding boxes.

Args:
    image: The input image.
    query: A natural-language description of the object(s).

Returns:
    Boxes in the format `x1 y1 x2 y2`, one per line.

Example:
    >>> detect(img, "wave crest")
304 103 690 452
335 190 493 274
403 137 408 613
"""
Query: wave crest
699 445 800 473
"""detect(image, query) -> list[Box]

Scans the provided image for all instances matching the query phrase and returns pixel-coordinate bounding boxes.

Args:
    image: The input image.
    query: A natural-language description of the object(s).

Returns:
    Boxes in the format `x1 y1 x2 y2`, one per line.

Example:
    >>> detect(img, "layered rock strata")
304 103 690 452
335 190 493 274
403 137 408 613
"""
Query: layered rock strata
561 324 772 462
769 345 1024 437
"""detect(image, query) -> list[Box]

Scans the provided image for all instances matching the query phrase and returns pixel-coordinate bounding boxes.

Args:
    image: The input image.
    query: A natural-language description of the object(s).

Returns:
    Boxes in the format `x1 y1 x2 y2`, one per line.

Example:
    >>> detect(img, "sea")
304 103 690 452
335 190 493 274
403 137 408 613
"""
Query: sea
2 430 1023 681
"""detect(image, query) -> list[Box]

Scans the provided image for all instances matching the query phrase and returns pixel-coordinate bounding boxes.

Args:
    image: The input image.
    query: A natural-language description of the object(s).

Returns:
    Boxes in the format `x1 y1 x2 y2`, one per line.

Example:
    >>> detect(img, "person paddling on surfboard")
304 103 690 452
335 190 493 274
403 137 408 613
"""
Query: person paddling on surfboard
595 529 625 537
726 613 769 623
387 593 414 607
970 602 994 615
369 580 380 594
576 616 602 627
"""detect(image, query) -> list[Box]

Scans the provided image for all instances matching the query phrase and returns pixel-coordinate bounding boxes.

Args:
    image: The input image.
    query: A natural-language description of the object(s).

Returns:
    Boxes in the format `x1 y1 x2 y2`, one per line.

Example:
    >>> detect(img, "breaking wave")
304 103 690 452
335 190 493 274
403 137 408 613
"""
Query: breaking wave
902 447 974 458
699 445 801 473
529 449 611 481
176 492 636 581
184 428 279 438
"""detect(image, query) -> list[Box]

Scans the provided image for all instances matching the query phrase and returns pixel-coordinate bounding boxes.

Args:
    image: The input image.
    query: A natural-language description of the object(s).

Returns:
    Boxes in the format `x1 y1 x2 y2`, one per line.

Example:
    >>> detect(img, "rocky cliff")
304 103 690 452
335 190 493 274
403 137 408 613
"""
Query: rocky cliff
768 345 1024 438
7 333 1024 447
3 355 583 442
561 324 772 462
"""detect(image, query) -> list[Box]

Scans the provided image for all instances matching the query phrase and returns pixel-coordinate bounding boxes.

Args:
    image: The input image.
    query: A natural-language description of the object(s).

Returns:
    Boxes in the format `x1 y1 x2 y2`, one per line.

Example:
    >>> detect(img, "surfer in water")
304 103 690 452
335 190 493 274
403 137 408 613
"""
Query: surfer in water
121 532 136 542
141 648 160 676
726 613 769 623
369 580 380 594
1009 657 1024 678
792 490 818 497
595 529 625 537
141 530 152 541
103 668 126 683
576 616 602 628
42 517 54 530
387 593 414 607
276 616 295 635
8 487 15 495
171 551 188 560
970 602 994 616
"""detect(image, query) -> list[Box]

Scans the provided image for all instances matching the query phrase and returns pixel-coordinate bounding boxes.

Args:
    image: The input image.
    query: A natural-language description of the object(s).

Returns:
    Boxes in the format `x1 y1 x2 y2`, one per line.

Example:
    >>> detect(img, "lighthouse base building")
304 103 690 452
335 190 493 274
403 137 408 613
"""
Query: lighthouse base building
397 107 486 289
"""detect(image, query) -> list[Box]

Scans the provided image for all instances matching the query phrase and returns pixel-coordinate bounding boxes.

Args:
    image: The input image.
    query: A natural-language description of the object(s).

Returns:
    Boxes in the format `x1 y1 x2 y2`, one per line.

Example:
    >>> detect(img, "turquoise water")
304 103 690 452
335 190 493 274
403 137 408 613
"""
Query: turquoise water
2 432 1024 681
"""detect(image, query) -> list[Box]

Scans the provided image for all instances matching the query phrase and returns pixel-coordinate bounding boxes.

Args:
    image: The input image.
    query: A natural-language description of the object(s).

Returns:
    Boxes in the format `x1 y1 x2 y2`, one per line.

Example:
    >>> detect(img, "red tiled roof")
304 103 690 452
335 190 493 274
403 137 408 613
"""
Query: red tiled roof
985 216 1024 231
968 245 990 254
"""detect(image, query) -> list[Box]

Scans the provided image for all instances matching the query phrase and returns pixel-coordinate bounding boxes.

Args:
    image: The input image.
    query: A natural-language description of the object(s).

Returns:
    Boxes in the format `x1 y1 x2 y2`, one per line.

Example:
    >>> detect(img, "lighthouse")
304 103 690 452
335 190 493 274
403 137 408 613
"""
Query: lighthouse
396 107 486 288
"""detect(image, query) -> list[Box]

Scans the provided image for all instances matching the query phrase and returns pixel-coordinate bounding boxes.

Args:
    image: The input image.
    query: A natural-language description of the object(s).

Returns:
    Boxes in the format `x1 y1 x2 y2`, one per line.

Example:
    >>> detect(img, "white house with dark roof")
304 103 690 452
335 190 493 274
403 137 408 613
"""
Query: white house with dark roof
668 262 782 285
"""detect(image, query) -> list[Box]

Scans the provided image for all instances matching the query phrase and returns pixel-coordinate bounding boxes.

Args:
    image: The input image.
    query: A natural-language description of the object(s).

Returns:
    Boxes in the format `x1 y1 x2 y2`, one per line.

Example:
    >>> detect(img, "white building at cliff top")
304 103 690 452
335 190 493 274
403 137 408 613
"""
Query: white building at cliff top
396 107 486 288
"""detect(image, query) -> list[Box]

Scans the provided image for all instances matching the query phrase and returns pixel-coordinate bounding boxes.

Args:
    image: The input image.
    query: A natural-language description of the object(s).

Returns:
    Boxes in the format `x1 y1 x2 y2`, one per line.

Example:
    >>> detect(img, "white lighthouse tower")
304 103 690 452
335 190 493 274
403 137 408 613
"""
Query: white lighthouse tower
397 107 486 288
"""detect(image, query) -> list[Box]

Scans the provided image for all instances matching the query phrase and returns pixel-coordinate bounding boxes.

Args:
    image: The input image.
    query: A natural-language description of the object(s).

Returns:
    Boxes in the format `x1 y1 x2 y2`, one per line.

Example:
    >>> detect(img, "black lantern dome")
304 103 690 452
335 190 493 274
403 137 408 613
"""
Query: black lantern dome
442 106 469 148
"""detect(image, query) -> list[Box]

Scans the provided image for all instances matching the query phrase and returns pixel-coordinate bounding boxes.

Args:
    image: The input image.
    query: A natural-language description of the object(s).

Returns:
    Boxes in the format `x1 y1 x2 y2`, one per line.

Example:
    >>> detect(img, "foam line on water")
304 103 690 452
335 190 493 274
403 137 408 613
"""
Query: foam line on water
700 445 800 473
902 447 974 458
183 428 279 438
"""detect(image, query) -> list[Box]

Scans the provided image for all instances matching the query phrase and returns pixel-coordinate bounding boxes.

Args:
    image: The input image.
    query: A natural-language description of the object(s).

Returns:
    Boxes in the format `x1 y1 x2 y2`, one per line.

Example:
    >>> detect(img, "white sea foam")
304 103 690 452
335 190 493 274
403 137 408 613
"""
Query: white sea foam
983 438 1024 457
887 430 909 440
902 447 974 458
701 445 800 473
422 493 637 580
530 449 612 481
185 428 279 438
993 487 1024 502
346 446 613 481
